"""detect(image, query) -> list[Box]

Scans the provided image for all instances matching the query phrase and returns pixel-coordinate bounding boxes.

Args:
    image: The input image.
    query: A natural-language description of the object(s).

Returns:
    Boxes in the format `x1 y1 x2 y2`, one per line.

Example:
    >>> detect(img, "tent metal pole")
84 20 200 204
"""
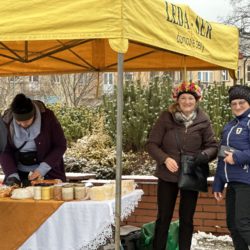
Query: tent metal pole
115 52 124 250
183 55 187 82
95 72 100 98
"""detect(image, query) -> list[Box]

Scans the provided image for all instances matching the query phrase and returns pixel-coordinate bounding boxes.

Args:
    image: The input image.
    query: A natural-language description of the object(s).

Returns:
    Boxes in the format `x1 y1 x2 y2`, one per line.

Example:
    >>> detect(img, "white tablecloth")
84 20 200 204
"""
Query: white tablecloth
19 189 143 250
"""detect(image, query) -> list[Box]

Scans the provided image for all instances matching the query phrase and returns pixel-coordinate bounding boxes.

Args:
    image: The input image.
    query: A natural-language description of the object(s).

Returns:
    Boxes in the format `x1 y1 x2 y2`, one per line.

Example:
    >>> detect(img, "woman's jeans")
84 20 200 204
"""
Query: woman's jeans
226 182 250 250
153 179 198 250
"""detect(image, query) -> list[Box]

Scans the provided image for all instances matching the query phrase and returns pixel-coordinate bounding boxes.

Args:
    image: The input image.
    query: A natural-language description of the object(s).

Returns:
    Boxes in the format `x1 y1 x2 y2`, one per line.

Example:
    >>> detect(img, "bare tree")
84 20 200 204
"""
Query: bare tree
223 0 250 55
0 73 100 109
41 73 100 107
0 76 26 110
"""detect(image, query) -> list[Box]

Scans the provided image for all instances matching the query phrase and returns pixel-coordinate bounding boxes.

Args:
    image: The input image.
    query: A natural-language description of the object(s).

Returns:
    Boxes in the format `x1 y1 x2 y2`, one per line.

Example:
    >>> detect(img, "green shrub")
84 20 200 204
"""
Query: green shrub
49 104 103 145
103 76 173 152
64 127 155 178
200 83 233 139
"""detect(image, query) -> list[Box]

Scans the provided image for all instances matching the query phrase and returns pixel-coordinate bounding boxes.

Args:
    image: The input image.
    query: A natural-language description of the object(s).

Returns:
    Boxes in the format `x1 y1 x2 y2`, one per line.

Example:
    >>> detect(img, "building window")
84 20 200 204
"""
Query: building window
125 72 133 82
237 67 240 80
29 75 39 82
9 76 20 83
103 73 114 94
174 71 183 83
188 71 193 82
221 70 229 81
78 73 88 84
29 75 40 91
237 66 242 83
247 65 250 82
104 73 114 85
198 71 212 83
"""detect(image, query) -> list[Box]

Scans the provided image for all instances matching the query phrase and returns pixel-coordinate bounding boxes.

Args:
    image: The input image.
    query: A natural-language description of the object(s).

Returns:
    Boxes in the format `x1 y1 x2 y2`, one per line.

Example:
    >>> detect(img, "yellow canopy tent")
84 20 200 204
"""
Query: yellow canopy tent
0 1 239 248
0 0 238 76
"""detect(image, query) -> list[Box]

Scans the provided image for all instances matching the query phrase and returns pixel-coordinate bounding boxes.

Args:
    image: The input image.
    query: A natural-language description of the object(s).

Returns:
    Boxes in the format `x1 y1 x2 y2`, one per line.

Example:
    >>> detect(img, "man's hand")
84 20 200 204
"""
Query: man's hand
164 157 179 172
214 192 224 201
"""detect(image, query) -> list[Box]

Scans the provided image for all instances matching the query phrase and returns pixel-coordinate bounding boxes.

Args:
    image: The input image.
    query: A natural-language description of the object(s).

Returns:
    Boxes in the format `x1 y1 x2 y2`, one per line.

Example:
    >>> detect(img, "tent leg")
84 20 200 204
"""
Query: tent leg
115 52 124 250
183 55 187 82
95 72 100 98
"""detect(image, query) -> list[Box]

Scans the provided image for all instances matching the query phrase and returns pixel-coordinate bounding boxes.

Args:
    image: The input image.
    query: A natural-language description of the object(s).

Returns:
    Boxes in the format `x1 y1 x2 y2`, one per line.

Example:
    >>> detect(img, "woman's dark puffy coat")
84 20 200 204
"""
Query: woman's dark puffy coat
146 107 218 182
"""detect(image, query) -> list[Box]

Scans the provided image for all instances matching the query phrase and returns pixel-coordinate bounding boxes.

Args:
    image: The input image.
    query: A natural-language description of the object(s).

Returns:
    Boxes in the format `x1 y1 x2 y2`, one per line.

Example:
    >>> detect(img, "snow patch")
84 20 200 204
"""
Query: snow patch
191 231 233 250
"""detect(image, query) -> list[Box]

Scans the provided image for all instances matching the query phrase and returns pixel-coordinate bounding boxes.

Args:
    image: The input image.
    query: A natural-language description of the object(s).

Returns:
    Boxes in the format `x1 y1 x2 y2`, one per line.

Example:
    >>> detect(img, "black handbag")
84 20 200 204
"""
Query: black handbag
15 141 39 166
18 151 38 166
175 131 208 192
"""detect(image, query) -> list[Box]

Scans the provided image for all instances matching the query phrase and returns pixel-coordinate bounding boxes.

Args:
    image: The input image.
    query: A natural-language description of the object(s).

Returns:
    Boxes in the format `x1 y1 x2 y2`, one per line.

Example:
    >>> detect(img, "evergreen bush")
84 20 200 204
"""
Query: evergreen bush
200 83 233 139
103 76 173 152
49 104 102 145
64 123 155 178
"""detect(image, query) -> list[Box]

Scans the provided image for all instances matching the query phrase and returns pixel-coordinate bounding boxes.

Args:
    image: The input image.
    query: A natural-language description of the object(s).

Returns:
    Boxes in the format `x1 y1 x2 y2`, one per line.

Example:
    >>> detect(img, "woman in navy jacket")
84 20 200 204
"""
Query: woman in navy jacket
0 93 67 186
213 85 250 250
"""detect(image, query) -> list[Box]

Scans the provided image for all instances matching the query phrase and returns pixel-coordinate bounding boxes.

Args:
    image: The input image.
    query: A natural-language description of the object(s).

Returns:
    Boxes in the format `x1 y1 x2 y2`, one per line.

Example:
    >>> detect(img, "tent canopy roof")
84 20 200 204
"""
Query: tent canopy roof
0 0 239 77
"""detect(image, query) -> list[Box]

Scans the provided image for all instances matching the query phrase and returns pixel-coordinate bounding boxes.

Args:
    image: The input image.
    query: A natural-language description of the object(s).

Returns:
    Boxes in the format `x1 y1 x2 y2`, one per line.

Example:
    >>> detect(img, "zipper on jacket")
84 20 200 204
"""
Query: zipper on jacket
224 120 239 182
224 162 229 182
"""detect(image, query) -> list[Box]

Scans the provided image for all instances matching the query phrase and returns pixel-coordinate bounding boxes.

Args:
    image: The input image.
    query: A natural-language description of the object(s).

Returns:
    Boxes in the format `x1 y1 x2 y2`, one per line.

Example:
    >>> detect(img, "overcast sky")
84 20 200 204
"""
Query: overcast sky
170 0 233 22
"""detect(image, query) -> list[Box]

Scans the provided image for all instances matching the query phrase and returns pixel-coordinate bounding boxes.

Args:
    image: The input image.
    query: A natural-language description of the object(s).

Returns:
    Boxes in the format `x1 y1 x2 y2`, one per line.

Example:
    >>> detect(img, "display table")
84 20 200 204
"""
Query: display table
14 189 143 250
0 198 64 250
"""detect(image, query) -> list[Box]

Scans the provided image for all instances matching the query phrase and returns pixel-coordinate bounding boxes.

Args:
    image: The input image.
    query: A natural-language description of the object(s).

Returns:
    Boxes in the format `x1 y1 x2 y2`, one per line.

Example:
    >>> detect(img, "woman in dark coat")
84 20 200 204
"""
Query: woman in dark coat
146 82 218 250
0 93 67 186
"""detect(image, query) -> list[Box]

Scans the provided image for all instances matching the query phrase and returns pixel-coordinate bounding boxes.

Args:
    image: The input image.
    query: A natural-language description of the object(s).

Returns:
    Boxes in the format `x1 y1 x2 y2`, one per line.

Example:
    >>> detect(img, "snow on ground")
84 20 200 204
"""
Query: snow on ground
102 231 234 250
191 232 234 250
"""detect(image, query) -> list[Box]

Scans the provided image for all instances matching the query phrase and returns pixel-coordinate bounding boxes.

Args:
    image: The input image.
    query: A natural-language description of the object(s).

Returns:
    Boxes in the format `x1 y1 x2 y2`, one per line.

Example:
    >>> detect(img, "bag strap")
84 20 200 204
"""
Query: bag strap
16 141 27 151
174 130 183 154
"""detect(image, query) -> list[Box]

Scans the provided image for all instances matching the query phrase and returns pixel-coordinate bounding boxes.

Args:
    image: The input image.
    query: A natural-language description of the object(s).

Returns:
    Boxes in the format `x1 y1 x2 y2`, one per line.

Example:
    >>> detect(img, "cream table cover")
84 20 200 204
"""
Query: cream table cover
19 189 143 250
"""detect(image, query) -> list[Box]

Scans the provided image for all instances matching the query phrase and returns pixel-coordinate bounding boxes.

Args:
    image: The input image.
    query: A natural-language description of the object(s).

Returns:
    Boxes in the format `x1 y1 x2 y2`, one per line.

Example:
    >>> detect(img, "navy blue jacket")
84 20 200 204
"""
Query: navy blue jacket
213 109 250 192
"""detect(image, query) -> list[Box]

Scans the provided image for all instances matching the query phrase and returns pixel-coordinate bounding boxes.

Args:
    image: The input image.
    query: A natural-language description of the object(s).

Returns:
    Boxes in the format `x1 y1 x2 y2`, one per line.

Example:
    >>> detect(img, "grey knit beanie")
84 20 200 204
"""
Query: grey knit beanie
228 85 250 104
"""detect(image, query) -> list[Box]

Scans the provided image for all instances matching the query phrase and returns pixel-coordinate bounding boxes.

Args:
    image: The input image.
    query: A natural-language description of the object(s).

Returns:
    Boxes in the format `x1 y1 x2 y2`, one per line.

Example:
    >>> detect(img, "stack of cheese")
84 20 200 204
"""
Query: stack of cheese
122 180 136 195
89 180 135 201
11 187 34 199
89 184 115 201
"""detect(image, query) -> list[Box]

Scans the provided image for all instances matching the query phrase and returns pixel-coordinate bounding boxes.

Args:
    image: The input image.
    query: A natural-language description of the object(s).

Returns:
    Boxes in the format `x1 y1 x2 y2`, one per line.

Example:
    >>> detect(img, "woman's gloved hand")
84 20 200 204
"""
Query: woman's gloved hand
4 176 21 187
194 153 209 166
